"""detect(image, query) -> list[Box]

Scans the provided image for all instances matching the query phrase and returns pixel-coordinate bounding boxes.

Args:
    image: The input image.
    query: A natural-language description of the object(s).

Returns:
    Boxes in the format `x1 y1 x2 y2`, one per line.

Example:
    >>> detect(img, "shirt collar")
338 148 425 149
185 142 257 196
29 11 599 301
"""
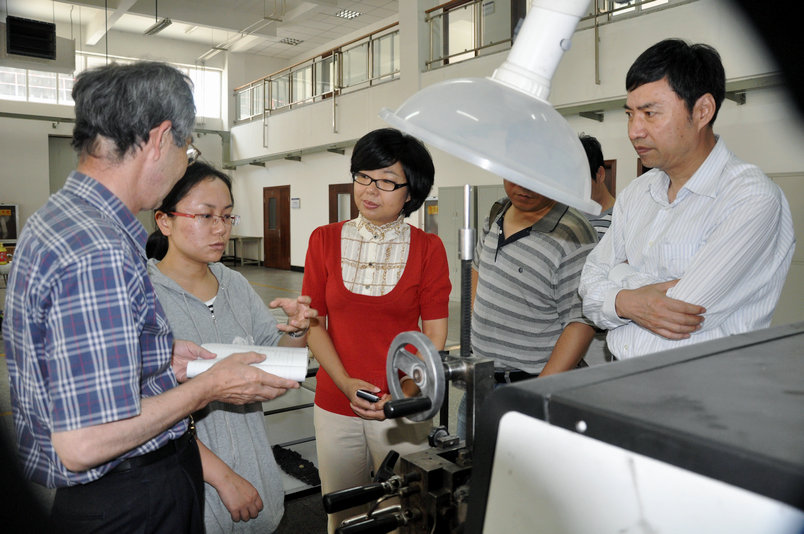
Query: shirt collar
497 201 569 234
355 213 406 241
648 135 726 205
64 170 149 258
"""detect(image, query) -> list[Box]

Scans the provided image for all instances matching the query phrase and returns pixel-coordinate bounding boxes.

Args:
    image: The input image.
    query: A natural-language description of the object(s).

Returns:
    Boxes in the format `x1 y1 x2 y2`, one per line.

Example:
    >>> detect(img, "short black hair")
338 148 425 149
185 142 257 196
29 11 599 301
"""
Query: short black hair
146 162 233 260
72 62 195 160
626 39 725 126
579 134 604 182
350 128 435 217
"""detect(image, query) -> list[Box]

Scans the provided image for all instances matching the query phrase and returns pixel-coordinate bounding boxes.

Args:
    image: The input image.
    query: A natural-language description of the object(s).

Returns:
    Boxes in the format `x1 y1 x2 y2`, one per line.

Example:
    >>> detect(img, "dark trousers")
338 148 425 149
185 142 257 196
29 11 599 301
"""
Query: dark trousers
51 436 203 534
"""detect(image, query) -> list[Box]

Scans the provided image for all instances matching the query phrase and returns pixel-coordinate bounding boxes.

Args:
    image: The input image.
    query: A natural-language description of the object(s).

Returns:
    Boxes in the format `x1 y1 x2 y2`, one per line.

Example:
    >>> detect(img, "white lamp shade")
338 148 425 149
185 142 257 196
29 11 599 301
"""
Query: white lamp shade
380 77 600 214
380 0 600 215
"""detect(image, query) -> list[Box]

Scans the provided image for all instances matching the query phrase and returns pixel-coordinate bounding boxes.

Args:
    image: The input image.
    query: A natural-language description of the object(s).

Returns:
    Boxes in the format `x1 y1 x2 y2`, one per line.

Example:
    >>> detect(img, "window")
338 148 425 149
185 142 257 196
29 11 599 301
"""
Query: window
271 74 290 109
315 55 335 97
292 65 313 104
342 41 369 88
0 67 26 101
373 32 399 80
187 67 222 119
28 70 57 103
0 52 222 119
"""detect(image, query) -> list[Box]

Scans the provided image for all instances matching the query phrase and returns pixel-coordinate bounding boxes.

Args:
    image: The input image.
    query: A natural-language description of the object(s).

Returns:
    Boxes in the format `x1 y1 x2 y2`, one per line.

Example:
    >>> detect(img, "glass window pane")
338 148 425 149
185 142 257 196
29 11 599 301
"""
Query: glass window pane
447 4 475 64
57 73 75 105
271 75 290 108
28 70 58 103
236 88 251 120
292 65 312 103
372 33 399 79
315 56 334 96
189 68 222 119
429 13 446 68
268 197 277 229
480 0 511 46
0 67 27 101
342 42 368 87
251 83 264 115
337 193 351 222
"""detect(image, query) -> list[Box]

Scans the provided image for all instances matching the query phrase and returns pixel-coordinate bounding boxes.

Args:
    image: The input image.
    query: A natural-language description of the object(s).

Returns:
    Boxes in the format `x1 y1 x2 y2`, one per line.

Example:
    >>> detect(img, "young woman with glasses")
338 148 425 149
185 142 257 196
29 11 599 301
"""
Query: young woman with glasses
302 128 451 532
146 162 317 533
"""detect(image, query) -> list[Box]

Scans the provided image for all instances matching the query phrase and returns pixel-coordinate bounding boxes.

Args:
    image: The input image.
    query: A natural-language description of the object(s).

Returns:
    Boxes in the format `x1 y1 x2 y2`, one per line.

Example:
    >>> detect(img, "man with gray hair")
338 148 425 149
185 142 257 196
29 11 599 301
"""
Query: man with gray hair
3 62 299 532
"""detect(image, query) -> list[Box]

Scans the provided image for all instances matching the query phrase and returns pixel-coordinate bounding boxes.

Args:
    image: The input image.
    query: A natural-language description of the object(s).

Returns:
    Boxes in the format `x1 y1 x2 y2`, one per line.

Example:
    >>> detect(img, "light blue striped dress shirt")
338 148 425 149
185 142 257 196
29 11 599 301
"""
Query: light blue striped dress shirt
580 138 795 359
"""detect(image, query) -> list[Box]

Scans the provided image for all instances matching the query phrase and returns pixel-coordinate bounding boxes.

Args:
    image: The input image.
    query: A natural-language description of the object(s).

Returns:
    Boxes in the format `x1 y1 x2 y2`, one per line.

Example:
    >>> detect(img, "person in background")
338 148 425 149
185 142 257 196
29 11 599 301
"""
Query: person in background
459 178 598 436
579 134 616 239
302 128 451 533
146 161 317 533
580 39 795 359
3 61 298 533
578 134 617 366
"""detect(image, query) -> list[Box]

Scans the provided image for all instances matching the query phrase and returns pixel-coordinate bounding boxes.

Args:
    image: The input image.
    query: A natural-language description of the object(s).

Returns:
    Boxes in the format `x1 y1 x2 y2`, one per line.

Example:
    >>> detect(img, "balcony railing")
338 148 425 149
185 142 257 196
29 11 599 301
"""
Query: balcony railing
234 23 399 123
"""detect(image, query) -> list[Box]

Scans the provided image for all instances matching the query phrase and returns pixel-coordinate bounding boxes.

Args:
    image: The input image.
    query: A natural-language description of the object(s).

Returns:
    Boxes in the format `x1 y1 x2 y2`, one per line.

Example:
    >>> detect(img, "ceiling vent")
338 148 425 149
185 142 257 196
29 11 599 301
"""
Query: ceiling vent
279 37 303 46
335 9 361 20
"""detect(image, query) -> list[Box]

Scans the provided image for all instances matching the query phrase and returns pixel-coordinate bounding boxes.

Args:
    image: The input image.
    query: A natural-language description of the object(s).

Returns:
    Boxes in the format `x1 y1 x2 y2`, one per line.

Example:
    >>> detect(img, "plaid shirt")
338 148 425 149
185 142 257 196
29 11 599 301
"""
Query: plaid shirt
3 171 186 488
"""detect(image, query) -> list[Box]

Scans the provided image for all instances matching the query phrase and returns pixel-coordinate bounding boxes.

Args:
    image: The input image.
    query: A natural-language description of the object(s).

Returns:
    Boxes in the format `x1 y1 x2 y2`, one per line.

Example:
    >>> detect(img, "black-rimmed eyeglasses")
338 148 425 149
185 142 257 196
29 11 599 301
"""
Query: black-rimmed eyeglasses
352 172 408 192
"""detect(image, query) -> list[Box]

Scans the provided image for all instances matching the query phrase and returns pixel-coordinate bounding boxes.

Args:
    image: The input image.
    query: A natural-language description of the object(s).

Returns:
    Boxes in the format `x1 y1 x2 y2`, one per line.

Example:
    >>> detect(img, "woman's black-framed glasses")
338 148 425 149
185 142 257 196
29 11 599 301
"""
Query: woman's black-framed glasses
352 172 408 192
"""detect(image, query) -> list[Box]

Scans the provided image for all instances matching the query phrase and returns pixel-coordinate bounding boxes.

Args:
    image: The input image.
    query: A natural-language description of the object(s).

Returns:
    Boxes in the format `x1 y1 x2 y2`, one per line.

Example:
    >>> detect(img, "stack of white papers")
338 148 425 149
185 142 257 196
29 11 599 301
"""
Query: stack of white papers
186 343 309 382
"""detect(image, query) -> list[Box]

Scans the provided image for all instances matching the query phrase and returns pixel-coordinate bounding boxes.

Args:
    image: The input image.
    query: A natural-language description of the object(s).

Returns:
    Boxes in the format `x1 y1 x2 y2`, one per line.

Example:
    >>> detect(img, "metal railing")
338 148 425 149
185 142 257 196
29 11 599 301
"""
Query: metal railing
425 0 514 71
234 23 399 123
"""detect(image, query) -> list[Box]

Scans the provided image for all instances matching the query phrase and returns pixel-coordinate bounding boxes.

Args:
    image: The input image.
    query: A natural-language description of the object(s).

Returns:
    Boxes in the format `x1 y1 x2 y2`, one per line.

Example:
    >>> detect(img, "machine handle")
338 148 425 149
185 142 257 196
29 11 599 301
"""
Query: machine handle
383 397 432 419
323 483 386 513
335 513 400 534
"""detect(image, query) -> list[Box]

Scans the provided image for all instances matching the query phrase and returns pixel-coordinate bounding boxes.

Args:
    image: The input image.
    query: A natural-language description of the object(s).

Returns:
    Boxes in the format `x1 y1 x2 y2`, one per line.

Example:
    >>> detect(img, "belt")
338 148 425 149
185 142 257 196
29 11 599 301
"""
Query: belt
494 369 538 384
111 428 194 474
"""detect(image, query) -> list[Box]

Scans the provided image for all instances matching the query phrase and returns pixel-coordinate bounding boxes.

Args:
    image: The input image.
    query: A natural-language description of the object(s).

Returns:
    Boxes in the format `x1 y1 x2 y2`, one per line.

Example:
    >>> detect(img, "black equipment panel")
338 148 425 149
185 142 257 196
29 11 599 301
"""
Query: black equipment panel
466 323 804 533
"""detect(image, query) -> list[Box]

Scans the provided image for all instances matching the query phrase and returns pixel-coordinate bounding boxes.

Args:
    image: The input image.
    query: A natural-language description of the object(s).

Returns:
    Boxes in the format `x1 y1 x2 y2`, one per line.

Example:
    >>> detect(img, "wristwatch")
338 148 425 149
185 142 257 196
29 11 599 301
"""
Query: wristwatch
287 325 308 338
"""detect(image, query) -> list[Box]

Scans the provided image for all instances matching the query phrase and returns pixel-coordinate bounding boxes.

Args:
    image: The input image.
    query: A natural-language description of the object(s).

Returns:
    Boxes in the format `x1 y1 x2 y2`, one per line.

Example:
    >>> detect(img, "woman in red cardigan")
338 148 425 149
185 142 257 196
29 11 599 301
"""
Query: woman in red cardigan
303 128 451 532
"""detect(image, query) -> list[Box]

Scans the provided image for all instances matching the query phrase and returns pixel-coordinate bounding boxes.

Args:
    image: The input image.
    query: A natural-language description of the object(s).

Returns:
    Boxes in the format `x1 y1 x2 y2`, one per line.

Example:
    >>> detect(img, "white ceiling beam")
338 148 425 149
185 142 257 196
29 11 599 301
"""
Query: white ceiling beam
84 0 137 46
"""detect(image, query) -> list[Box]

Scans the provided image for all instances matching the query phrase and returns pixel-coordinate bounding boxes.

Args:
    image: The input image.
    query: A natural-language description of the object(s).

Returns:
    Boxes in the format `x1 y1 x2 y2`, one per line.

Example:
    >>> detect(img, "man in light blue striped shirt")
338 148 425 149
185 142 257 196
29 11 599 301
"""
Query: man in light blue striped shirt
580 39 795 360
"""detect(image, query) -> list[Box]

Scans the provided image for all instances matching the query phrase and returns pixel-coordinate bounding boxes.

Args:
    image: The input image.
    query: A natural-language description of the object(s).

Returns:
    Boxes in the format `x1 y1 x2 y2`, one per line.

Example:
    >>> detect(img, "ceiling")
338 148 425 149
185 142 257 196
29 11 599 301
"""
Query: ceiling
2 0 399 61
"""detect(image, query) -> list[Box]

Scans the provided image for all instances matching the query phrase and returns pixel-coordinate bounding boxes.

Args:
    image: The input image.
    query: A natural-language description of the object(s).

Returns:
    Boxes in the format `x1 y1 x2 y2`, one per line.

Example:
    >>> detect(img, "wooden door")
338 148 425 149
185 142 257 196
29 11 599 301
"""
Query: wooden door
328 183 358 223
263 186 290 270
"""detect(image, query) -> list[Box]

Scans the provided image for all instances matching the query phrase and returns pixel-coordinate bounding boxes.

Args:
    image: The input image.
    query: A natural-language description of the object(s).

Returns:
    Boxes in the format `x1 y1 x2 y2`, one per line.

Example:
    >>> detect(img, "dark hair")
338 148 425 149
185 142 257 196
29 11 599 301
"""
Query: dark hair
350 128 435 218
146 162 233 260
72 62 195 160
626 39 725 126
579 134 604 182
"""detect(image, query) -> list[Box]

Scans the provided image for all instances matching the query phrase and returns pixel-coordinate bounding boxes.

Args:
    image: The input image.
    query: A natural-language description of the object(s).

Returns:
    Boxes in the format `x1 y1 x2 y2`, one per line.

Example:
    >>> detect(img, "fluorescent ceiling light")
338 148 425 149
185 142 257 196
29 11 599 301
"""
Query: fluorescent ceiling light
335 9 361 20
380 0 600 214
144 18 172 36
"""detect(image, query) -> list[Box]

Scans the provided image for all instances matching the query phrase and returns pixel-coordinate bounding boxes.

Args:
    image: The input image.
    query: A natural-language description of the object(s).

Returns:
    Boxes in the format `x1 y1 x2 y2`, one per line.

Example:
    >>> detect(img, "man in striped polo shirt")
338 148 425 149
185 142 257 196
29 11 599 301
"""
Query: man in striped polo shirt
579 39 795 360
471 181 599 381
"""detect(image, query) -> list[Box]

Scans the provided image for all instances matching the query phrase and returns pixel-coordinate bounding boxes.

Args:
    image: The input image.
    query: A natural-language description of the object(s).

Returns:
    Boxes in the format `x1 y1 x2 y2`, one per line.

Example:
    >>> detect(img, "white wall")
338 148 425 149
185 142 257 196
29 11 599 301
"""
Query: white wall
224 0 804 272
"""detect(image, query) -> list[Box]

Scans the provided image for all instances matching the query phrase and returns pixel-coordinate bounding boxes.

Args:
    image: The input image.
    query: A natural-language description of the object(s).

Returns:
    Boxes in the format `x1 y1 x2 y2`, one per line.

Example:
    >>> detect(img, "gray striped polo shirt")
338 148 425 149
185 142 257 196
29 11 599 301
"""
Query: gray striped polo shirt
471 198 598 374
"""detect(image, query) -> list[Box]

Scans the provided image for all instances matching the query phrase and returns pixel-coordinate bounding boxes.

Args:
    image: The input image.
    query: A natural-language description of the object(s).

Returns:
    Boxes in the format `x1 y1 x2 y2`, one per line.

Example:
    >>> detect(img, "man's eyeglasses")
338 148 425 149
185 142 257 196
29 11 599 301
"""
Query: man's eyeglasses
352 172 408 192
170 212 240 227
187 144 201 166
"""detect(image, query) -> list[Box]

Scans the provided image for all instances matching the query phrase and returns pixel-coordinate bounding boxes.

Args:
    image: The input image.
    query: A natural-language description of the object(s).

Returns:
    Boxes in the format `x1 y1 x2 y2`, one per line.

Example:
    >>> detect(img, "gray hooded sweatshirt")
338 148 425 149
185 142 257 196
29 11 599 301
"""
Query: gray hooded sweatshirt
148 259 284 534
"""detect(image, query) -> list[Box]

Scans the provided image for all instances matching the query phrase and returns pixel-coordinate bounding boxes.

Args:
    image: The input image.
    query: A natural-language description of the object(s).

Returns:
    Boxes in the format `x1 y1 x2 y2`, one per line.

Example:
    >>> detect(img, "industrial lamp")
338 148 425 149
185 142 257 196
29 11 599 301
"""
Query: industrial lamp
380 0 599 214
144 0 172 36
